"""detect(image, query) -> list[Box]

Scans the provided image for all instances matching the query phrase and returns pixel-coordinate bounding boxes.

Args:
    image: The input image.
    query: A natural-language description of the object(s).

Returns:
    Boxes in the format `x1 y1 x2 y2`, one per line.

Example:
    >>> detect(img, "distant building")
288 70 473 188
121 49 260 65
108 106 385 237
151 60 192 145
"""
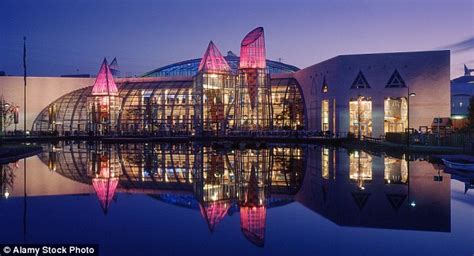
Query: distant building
450 65 474 129
109 57 120 77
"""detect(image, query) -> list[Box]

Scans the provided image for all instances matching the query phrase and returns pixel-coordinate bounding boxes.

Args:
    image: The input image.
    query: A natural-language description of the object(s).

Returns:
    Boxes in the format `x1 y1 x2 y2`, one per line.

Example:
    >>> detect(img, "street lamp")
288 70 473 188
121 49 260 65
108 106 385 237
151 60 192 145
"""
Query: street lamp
407 92 416 147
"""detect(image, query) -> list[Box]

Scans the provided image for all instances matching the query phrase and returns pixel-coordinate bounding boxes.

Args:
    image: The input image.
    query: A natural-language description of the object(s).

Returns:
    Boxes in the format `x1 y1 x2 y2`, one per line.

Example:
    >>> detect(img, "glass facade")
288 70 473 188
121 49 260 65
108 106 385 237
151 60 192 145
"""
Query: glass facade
141 56 299 78
32 78 304 135
33 28 304 135
321 100 329 131
271 78 304 130
384 97 408 133
349 97 372 138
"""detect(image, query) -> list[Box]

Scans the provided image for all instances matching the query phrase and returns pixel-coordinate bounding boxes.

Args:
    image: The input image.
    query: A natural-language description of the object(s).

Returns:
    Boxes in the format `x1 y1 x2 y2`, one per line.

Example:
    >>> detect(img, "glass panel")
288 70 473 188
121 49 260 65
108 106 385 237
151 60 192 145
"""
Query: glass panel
349 98 372 138
321 100 329 131
384 97 408 133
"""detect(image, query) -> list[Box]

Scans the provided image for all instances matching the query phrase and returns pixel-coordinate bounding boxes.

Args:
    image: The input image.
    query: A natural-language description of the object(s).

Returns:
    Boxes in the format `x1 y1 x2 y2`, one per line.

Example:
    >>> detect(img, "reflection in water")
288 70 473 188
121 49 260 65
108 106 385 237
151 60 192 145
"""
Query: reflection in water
384 156 408 185
39 142 305 247
89 144 121 214
301 146 451 232
1 143 462 248
0 161 18 199
349 151 373 191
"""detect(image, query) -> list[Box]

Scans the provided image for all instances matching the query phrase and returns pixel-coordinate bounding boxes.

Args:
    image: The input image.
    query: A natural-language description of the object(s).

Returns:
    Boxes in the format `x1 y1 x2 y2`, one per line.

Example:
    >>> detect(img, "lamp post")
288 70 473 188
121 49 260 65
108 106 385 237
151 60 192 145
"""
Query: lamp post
407 91 416 147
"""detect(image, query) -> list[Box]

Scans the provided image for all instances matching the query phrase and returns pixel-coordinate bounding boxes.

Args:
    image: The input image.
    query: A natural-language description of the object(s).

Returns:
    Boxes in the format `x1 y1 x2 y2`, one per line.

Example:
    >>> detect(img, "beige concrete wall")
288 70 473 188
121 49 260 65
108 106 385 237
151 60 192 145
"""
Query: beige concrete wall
294 50 451 137
0 76 94 131
8 156 93 198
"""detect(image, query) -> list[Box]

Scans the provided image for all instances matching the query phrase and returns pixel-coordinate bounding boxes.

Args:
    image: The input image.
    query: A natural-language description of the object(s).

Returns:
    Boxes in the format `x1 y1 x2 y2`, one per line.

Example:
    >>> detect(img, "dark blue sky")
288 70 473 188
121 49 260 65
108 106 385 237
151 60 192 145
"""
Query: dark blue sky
1 0 473 78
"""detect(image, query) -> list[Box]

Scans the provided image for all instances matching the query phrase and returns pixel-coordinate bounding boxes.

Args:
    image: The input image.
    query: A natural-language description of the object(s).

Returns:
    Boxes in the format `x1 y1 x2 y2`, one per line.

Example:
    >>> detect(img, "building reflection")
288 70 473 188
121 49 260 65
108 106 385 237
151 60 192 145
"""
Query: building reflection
88 144 121 214
299 147 450 232
0 161 18 199
38 142 304 246
349 150 373 191
33 142 452 246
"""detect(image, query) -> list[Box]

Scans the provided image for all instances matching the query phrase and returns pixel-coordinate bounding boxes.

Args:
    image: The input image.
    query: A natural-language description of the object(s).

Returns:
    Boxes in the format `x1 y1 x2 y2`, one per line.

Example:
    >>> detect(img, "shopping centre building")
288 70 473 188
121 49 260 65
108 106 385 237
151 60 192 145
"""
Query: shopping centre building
0 27 450 137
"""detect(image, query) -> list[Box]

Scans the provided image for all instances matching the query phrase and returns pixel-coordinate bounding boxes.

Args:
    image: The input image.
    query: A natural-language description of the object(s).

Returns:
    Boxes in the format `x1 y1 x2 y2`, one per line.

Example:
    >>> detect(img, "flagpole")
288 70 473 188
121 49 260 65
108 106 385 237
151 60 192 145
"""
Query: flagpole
23 36 27 134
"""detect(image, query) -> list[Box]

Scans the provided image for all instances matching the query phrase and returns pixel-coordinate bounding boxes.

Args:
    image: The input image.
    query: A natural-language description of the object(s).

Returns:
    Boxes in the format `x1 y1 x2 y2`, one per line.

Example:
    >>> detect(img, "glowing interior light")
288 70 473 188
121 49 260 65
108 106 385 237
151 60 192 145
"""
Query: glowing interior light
410 201 416 207
198 41 231 73
91 58 119 96
239 27 266 69
4 191 9 199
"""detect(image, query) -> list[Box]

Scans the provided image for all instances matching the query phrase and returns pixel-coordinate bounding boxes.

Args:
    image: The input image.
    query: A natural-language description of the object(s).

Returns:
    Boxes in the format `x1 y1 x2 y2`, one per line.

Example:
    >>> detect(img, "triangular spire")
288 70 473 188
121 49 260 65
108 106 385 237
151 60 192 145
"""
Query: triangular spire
386 70 406 88
91 58 119 96
198 41 231 73
109 57 120 77
351 71 370 89
92 177 119 214
199 201 231 232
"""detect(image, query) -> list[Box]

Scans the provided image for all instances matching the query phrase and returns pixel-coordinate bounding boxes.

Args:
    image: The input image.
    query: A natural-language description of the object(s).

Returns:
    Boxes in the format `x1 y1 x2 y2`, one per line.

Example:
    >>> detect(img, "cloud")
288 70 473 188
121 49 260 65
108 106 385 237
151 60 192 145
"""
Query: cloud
441 36 474 53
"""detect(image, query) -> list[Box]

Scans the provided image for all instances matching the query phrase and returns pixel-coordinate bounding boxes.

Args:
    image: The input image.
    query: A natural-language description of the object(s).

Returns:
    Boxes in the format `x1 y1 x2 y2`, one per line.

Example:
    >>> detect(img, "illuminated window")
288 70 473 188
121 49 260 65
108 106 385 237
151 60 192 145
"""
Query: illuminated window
384 97 408 133
322 100 329 131
349 97 372 137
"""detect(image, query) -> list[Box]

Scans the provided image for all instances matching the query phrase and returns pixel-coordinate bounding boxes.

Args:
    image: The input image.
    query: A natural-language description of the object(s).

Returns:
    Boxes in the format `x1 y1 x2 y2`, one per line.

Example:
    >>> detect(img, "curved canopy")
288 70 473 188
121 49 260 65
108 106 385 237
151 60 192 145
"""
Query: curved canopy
240 27 266 69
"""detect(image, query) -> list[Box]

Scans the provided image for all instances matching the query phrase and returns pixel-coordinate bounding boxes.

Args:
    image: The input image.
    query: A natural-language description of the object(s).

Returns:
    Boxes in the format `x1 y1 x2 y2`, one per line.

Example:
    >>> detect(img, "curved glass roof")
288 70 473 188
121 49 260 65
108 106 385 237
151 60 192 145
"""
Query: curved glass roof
141 55 299 77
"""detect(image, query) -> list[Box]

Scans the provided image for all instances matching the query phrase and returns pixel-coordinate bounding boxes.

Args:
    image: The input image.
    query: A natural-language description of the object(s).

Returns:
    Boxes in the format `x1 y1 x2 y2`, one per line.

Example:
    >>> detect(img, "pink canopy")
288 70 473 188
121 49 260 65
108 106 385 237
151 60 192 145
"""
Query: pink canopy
239 27 266 69
91 58 119 96
240 206 267 247
198 41 231 73
92 177 118 214
199 201 231 232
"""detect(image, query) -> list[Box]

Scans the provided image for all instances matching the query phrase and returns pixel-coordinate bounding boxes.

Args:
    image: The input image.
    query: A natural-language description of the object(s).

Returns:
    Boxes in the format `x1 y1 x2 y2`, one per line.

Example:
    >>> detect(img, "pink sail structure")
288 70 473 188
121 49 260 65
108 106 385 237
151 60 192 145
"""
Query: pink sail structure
240 206 267 247
92 166 118 214
199 201 231 232
91 58 119 96
198 41 231 73
240 163 266 246
92 177 118 214
239 27 266 69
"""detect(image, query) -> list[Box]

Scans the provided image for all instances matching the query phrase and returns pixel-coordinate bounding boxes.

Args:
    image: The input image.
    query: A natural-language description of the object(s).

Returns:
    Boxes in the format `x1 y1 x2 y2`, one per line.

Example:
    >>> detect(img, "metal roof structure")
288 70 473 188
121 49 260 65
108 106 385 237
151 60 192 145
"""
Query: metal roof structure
141 55 299 77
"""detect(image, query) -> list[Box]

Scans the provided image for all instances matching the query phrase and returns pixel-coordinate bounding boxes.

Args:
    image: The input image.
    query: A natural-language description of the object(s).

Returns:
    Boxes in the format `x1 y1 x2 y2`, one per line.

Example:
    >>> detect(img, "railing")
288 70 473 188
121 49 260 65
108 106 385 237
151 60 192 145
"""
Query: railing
384 131 474 150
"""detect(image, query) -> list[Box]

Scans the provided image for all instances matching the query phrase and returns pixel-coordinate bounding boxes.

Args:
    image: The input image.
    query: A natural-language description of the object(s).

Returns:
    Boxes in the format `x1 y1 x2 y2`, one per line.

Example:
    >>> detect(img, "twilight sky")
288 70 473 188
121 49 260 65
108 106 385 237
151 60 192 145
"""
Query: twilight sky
1 0 473 78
